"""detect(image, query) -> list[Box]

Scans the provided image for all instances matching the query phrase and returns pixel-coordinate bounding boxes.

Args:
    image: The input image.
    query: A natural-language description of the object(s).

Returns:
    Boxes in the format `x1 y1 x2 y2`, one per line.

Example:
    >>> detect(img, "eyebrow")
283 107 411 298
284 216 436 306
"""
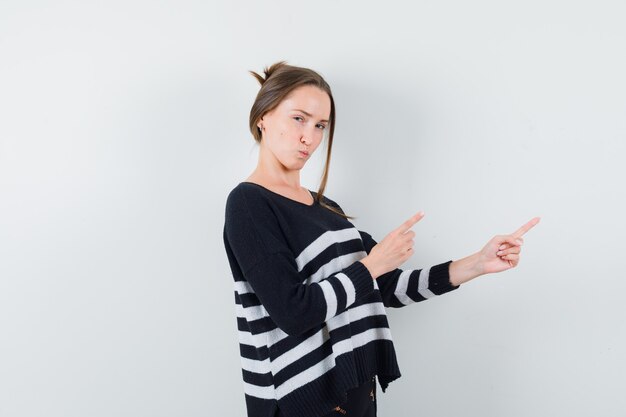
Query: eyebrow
292 109 329 124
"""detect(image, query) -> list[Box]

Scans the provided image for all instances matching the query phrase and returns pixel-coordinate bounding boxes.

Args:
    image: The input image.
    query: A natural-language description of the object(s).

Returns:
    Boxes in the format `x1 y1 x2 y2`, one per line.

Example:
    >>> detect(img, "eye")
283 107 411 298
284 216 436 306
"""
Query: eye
316 124 327 130
293 116 304 122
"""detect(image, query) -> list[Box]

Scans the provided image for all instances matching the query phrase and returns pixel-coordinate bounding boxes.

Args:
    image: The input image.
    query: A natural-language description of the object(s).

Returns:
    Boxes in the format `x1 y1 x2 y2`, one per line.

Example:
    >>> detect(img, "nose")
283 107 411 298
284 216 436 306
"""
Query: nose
301 124 318 146
300 131 313 146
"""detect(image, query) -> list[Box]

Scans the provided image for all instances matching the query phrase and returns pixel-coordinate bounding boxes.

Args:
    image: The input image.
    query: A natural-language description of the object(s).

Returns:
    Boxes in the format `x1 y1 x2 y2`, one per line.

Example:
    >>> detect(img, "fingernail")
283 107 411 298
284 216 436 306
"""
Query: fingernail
499 245 505 250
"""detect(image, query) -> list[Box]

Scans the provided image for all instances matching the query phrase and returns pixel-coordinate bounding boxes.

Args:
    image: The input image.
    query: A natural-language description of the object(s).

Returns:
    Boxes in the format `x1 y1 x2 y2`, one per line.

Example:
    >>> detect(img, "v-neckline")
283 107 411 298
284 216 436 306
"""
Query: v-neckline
240 182 317 207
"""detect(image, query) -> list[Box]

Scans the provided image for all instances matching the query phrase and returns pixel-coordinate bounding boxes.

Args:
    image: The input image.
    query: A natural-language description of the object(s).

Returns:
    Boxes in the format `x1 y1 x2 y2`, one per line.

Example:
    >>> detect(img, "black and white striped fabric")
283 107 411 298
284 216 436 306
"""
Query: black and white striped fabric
223 182 459 417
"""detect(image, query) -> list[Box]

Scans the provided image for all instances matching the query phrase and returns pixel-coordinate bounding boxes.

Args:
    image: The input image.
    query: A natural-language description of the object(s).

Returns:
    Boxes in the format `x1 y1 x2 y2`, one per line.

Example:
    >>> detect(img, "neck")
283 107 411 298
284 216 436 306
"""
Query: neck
251 149 302 190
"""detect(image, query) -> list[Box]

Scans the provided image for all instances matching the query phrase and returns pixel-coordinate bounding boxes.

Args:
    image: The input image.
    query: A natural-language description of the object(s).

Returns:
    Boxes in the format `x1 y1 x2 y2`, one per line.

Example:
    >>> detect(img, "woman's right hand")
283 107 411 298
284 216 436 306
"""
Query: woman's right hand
359 212 425 279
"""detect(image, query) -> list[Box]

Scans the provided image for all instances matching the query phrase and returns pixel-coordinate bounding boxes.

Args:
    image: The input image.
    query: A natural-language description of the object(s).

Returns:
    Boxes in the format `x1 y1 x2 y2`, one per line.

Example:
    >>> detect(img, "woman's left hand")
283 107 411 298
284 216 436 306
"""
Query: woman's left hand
477 217 541 275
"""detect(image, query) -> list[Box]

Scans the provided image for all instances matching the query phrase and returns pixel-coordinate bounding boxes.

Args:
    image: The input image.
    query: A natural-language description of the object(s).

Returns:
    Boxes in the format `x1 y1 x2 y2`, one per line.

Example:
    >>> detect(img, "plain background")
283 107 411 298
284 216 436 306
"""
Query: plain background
1 1 625 416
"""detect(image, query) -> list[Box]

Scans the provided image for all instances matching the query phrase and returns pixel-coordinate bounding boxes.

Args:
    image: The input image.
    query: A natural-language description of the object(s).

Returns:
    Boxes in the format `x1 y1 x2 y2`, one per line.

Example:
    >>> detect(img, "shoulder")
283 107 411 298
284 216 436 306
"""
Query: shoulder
319 193 345 214
225 182 266 211
224 182 281 228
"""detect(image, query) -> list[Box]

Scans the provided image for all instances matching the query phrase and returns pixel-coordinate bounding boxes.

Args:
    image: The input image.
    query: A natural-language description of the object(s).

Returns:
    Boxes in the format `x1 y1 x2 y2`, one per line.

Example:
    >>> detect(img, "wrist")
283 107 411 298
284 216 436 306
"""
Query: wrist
449 252 483 286
359 257 381 280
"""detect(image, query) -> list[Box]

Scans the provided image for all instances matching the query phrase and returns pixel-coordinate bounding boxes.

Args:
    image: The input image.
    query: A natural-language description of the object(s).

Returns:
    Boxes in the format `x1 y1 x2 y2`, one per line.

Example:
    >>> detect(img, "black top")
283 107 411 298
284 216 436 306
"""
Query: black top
223 182 459 417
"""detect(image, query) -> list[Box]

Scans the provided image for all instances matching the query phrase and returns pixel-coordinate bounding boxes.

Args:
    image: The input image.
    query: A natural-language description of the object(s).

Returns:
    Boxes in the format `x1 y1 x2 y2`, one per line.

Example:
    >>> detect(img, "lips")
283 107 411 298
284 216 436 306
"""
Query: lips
299 150 309 156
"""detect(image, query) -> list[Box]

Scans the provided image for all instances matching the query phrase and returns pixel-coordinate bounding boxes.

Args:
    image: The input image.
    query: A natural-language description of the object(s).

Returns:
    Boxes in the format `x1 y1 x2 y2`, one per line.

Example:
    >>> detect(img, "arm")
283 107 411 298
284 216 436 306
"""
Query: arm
448 252 482 286
360 217 541 290
358 230 461 307
224 190 375 337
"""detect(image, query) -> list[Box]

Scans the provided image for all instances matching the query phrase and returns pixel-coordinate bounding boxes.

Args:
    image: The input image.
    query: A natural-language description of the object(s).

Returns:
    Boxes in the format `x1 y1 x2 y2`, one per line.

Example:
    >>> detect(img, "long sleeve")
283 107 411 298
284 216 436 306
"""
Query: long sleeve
358 229 459 308
224 189 375 337
320 196 460 308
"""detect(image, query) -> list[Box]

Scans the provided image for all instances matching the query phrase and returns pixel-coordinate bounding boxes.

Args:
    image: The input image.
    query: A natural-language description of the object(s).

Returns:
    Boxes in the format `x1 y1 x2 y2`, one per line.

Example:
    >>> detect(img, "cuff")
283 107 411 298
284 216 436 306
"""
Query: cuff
428 260 460 294
345 261 375 300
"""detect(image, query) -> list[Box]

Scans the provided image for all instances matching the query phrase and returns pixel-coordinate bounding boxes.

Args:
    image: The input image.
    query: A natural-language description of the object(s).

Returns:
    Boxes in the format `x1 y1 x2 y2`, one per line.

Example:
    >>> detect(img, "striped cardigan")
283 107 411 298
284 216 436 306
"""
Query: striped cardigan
223 182 460 417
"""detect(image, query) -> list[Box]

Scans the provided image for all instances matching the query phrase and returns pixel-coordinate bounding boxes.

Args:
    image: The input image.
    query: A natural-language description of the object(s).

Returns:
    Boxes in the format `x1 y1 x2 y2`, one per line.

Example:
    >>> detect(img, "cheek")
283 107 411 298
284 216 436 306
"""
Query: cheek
314 132 325 147
312 139 322 151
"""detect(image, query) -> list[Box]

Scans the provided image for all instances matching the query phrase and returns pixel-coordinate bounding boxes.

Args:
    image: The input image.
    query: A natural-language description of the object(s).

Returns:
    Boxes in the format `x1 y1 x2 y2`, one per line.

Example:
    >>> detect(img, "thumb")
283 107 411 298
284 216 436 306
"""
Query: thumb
499 234 523 247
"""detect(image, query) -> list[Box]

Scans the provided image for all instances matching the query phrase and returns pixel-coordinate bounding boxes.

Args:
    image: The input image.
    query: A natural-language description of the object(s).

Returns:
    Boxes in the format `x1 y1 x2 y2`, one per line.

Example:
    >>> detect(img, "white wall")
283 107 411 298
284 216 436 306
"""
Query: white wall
1 1 624 416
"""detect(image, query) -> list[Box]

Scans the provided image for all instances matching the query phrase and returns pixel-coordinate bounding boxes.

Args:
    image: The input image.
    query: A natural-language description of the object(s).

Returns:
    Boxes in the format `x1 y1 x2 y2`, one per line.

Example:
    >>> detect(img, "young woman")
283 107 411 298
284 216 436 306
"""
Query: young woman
223 61 540 417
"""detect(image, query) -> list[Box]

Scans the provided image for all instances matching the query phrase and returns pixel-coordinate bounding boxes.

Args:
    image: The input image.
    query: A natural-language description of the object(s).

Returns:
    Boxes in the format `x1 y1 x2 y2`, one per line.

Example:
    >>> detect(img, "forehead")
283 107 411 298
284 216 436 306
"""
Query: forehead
279 85 331 120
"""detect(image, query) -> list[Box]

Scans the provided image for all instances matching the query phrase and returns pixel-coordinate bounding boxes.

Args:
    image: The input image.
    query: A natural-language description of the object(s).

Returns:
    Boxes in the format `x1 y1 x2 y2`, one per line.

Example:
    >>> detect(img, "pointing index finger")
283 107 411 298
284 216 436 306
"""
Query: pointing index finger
397 211 425 234
512 216 541 238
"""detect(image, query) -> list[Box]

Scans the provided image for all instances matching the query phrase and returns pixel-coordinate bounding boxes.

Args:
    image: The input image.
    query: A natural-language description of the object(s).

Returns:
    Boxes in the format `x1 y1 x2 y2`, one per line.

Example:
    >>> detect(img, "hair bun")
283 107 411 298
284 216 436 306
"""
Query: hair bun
249 60 289 86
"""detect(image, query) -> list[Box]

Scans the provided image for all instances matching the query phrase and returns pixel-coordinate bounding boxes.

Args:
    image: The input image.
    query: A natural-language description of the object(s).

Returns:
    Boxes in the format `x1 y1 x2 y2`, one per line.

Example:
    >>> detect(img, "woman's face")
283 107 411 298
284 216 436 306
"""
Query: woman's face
258 85 331 170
